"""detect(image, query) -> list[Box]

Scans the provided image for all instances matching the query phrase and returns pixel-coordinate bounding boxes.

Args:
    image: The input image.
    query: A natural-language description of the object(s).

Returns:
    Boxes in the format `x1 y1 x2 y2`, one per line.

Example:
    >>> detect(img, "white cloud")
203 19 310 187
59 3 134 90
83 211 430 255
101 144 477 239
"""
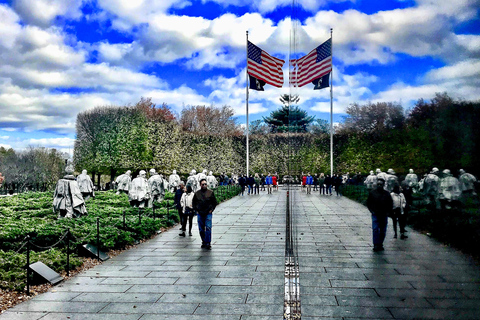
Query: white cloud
27 137 75 148
13 0 83 27
301 2 480 65
0 5 22 49
97 12 280 70
0 143 12 149
202 0 353 14
0 136 9 140
426 59 480 82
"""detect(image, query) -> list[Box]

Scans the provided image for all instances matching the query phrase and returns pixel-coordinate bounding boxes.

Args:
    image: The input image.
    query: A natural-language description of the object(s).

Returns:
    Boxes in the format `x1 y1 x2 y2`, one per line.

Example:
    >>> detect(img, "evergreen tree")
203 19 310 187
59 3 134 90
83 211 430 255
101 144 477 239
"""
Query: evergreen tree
263 95 315 133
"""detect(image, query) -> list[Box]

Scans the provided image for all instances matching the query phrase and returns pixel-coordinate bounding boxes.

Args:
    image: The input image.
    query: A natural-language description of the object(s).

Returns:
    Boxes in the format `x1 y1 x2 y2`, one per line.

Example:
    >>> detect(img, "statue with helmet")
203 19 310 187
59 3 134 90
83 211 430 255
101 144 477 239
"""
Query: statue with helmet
148 169 167 207
439 169 461 209
77 169 95 200
115 170 132 195
128 170 151 208
53 161 87 218
423 167 440 209
168 169 181 192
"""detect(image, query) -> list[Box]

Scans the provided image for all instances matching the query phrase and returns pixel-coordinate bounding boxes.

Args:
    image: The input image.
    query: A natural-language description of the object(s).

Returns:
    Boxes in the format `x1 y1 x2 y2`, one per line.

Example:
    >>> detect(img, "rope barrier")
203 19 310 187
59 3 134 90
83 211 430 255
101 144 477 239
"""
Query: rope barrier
28 230 69 250
1 186 240 293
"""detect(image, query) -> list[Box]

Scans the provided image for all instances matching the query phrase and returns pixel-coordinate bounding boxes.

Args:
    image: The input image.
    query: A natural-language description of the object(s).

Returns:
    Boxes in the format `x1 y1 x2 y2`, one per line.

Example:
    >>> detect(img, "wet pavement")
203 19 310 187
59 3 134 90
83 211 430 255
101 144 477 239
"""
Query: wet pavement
2 187 480 319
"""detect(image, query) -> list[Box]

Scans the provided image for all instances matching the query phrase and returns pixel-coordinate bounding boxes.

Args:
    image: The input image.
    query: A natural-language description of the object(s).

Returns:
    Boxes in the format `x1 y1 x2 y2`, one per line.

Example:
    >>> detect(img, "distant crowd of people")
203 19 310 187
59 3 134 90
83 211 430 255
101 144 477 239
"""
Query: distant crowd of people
365 167 477 252
52 165 477 252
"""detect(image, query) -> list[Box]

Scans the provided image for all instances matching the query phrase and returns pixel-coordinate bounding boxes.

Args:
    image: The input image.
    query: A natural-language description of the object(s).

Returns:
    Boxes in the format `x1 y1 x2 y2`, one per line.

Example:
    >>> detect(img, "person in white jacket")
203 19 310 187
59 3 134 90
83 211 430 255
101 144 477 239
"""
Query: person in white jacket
179 185 195 237
391 185 407 240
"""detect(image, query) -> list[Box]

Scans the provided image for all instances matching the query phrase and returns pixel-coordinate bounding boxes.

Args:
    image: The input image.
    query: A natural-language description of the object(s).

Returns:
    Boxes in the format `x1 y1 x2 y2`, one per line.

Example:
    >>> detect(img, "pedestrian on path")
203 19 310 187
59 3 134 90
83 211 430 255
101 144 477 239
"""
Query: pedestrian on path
313 174 319 191
334 174 343 196
324 174 333 195
238 174 246 196
247 174 255 195
272 174 278 191
179 185 195 237
254 173 261 194
175 182 185 231
390 185 407 240
367 178 393 252
265 173 273 194
318 173 325 194
306 173 313 194
193 178 218 250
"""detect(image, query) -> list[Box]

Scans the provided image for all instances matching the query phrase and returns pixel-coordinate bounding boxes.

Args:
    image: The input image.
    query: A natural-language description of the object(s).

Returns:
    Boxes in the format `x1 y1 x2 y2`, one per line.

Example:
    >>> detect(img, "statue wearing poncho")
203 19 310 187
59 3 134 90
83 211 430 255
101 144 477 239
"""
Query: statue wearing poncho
129 170 151 208
53 162 87 218
77 169 95 200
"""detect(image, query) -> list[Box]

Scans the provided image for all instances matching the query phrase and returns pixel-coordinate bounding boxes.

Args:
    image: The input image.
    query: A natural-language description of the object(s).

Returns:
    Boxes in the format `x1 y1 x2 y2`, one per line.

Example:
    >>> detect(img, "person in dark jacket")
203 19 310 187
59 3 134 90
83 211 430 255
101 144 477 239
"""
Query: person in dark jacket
313 174 319 191
192 179 218 250
324 174 333 195
367 178 393 252
174 182 185 231
247 174 255 195
334 174 343 196
238 175 246 196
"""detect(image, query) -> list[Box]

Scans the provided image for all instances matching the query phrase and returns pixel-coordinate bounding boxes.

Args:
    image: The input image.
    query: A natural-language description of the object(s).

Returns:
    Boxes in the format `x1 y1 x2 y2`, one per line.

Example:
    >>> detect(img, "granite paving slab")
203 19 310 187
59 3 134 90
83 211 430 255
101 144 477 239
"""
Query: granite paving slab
2 188 479 319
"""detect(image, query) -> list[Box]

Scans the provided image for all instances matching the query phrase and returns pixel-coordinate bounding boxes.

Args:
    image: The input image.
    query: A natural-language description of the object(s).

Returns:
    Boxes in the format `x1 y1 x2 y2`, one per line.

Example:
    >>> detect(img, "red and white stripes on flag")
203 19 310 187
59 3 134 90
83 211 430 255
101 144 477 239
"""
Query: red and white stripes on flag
247 41 285 88
290 38 332 88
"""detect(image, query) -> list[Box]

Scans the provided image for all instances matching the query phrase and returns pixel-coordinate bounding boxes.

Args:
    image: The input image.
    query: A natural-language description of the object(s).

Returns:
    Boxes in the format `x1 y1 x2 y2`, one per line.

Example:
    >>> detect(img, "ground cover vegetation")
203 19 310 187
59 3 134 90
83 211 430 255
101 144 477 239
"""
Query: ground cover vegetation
0 185 240 292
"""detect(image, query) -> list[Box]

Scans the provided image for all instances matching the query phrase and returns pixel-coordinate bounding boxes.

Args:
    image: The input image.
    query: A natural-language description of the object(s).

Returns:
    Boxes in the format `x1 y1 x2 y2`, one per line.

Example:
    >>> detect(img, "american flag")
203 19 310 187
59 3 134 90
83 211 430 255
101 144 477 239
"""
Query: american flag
247 41 285 88
290 38 332 88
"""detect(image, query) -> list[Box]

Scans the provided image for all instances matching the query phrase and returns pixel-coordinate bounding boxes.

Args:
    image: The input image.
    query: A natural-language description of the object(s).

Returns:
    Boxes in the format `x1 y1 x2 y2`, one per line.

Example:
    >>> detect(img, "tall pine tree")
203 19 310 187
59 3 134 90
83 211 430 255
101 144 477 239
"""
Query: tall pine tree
263 95 315 133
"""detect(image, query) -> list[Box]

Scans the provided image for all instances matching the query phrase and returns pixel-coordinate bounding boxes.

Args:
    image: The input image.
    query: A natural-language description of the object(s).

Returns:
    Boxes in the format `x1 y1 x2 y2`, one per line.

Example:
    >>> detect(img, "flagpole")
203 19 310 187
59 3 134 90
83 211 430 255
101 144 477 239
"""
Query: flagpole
330 28 333 177
246 31 250 177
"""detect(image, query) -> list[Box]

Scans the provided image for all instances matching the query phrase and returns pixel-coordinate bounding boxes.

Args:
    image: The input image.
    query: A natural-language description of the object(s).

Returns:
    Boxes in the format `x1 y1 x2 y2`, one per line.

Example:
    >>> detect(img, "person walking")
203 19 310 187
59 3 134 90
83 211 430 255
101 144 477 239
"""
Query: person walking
334 174 343 196
238 174 246 196
192 179 218 250
313 174 319 191
390 185 407 240
306 173 313 194
180 185 195 237
265 173 273 194
318 173 325 195
247 174 255 195
367 178 393 252
254 173 261 195
272 174 278 191
301 174 307 192
174 182 185 231
324 174 333 195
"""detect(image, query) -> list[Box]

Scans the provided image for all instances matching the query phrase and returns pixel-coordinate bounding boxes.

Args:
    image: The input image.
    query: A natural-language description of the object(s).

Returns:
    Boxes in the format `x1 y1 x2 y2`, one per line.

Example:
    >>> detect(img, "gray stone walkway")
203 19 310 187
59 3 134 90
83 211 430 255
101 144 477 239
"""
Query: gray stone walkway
2 188 480 319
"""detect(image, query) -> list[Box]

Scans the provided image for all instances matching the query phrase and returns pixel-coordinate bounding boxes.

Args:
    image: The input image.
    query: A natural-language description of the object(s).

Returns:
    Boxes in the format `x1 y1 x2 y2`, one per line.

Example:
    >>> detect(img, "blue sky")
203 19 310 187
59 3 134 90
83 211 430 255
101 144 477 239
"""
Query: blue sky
0 0 479 155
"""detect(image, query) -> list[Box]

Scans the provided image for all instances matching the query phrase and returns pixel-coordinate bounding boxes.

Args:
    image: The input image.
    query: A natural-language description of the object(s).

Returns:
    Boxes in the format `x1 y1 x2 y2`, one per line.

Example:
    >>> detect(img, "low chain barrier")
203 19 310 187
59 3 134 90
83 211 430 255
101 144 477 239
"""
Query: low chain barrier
0 185 241 294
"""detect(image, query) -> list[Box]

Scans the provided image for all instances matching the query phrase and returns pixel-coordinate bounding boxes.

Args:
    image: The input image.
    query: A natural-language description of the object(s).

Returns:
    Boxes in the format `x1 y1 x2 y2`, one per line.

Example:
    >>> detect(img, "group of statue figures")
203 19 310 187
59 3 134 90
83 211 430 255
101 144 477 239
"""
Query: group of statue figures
364 167 477 209
53 164 220 217
115 168 218 208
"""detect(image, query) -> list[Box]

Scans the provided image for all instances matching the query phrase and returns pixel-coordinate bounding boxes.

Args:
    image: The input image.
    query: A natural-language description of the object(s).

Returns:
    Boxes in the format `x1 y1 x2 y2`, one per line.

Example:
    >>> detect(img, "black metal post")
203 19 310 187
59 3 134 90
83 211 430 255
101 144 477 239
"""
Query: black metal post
96 217 100 261
138 208 142 224
26 236 30 295
66 229 70 277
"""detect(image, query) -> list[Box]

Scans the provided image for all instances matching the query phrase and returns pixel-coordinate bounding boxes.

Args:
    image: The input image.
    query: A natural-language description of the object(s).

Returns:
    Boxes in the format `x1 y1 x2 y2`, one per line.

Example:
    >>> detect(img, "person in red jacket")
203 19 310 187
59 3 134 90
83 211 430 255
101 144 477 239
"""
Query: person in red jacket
272 174 278 191
302 174 307 192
